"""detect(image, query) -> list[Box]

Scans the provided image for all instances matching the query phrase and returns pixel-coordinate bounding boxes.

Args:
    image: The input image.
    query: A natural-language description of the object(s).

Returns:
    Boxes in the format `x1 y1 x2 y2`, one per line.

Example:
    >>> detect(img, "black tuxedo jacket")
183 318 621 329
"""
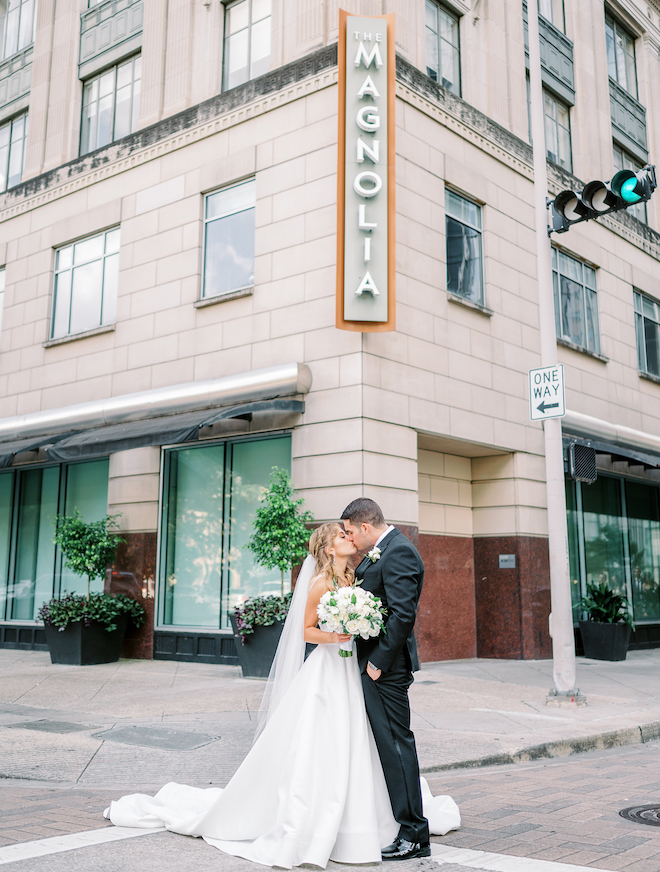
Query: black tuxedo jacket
354 528 423 674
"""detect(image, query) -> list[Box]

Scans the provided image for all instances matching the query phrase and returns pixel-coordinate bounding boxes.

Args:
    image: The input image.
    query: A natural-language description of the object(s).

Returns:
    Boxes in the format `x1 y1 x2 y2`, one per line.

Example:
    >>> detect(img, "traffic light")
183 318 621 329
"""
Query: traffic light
549 164 656 234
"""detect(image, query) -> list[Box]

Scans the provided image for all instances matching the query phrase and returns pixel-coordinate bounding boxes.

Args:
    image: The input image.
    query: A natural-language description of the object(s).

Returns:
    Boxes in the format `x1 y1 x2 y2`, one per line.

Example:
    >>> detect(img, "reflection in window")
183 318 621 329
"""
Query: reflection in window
634 291 660 377
160 436 291 630
568 475 660 626
0 113 28 192
544 90 571 171
626 482 660 622
445 189 483 304
80 56 141 156
425 0 460 95
0 0 37 61
605 12 637 98
0 459 109 622
203 179 255 299
51 227 119 339
552 248 600 354
538 0 564 33
614 144 647 223
223 0 271 91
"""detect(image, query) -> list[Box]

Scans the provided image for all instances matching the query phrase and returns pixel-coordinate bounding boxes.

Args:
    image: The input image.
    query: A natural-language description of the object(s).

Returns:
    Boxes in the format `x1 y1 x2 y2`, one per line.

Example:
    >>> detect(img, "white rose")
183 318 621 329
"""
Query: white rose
346 619 360 634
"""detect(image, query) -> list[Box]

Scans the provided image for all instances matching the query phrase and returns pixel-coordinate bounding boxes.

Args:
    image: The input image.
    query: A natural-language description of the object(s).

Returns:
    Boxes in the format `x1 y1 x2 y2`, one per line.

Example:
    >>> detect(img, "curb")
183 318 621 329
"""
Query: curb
420 720 660 773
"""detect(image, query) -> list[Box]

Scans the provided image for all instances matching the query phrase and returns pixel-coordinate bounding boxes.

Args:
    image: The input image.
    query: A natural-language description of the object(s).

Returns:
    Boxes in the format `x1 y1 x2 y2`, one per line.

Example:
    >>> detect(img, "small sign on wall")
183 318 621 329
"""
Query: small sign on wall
499 554 516 569
336 9 395 332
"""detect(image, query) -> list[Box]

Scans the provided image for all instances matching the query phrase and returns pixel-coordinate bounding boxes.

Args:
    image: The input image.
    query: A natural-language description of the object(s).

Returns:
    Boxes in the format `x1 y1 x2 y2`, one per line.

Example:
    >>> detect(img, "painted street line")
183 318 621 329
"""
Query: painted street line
432 844 612 872
0 826 165 865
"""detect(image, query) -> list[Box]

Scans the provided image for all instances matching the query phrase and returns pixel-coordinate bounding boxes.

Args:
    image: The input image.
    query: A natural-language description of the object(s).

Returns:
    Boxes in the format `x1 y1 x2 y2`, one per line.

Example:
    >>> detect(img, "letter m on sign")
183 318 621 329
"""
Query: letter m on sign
354 42 383 68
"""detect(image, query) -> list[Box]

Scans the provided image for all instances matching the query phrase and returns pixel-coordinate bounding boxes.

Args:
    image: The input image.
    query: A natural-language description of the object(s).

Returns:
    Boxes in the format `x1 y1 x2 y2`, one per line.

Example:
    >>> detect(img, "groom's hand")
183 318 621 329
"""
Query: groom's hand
367 662 381 681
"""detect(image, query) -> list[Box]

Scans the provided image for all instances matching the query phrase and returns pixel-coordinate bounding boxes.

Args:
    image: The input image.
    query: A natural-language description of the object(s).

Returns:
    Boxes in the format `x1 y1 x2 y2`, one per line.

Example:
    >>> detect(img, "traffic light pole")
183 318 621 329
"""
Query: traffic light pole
527 1 582 702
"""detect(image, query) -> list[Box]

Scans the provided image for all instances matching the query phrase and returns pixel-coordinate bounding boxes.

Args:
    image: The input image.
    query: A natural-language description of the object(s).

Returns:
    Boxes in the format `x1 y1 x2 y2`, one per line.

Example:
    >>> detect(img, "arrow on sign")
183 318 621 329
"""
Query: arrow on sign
537 401 559 414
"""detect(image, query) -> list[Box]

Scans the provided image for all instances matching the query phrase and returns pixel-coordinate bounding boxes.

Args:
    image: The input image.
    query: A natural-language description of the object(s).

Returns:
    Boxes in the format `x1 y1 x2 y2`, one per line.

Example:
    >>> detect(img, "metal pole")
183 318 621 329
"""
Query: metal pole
527 0 580 698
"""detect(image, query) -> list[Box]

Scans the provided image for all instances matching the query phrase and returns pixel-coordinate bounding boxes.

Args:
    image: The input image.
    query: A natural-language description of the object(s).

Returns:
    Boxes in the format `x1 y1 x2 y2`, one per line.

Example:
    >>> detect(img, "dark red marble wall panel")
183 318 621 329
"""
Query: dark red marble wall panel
416 534 477 662
474 536 551 660
106 532 157 659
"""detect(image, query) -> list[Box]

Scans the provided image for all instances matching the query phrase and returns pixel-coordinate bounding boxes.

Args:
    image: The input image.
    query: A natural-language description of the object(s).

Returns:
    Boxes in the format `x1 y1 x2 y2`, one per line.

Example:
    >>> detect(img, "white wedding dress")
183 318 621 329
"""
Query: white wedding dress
105 564 460 868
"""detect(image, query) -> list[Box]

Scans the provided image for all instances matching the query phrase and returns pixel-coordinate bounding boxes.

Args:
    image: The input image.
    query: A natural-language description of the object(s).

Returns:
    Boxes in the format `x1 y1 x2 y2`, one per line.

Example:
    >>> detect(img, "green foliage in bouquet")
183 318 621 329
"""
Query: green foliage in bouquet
577 580 635 629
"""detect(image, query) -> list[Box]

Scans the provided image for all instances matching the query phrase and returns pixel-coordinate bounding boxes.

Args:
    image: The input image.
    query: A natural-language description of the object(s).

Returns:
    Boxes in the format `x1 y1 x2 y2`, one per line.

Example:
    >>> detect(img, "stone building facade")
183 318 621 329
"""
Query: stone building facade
1 0 660 663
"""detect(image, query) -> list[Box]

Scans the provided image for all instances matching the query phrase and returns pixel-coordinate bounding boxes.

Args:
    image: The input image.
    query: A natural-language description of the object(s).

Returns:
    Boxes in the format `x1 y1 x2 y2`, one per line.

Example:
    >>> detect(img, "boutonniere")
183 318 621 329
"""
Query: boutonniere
367 546 381 564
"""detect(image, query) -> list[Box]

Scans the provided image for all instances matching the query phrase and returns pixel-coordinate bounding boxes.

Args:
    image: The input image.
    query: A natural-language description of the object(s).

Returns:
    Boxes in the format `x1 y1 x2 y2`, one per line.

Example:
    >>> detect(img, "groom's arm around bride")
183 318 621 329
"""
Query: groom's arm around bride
341 498 431 861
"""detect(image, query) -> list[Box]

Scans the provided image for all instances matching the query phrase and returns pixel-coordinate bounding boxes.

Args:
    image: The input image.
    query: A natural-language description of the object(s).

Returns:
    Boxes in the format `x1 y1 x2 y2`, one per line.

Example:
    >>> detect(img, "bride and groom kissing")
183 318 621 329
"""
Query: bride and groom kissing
105 497 460 868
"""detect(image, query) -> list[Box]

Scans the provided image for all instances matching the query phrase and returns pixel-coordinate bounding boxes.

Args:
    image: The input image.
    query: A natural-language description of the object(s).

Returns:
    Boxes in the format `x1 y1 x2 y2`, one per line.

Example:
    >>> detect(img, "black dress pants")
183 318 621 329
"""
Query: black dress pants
361 652 429 844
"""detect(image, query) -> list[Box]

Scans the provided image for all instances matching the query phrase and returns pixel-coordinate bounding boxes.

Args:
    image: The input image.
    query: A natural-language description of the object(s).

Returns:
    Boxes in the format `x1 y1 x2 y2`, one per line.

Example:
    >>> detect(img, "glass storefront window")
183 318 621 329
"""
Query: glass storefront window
567 474 660 626
160 435 291 631
626 481 660 621
0 458 109 622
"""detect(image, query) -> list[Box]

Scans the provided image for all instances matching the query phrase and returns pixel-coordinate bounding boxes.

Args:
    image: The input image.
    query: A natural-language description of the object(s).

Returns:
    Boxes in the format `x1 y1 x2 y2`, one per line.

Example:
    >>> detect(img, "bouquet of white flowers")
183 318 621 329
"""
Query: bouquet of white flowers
317 585 387 658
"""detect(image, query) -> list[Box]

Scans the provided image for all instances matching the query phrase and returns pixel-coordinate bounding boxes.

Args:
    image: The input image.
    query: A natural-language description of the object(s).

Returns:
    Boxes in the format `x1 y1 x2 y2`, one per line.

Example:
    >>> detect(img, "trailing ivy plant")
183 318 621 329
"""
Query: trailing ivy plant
53 510 124 601
577 580 635 629
246 468 314 600
38 592 145 633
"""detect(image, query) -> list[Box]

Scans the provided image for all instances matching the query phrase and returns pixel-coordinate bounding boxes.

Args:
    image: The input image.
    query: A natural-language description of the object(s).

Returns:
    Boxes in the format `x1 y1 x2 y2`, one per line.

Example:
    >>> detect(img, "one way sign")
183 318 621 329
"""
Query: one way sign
529 365 565 421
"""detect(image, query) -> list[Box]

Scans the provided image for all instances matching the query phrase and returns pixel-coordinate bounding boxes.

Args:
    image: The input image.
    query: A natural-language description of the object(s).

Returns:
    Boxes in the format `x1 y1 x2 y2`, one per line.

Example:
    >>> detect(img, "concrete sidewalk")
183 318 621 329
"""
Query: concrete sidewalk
2 648 660 788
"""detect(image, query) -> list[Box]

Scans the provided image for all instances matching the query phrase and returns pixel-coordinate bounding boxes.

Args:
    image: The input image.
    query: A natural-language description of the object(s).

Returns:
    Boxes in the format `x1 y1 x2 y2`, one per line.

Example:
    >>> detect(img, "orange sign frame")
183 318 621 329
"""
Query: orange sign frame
336 9 396 332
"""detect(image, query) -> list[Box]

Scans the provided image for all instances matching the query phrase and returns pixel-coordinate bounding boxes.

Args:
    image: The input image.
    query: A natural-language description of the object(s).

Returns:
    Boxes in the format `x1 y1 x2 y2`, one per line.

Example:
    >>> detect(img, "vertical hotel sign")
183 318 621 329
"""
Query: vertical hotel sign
336 10 395 332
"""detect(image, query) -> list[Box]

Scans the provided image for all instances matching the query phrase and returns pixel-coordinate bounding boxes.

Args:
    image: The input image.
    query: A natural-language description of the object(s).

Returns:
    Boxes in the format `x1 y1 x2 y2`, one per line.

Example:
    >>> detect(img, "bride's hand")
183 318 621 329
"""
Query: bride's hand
334 632 352 643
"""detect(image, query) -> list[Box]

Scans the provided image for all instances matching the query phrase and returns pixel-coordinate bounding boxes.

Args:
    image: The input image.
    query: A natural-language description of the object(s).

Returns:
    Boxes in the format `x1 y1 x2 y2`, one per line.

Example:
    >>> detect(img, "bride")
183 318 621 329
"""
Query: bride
104 523 460 868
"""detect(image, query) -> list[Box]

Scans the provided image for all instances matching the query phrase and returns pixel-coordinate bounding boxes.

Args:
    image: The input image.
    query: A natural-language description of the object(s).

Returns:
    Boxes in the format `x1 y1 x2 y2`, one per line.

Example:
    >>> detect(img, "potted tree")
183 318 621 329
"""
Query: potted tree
577 580 635 661
38 511 145 666
231 468 313 678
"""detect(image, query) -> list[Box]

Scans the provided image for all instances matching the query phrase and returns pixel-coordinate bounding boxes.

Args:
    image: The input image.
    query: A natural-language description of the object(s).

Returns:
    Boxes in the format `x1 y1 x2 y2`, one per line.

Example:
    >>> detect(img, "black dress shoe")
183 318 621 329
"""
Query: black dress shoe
381 838 431 861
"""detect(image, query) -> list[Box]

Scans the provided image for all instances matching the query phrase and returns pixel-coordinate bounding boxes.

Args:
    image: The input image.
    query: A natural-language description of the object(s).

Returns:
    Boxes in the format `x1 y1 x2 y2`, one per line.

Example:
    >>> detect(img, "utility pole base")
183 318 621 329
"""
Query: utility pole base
546 688 587 707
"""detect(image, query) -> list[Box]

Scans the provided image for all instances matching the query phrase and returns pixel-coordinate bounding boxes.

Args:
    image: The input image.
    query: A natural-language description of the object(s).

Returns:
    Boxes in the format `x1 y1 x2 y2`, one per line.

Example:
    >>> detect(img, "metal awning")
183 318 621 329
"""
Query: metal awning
44 399 306 462
0 432 76 468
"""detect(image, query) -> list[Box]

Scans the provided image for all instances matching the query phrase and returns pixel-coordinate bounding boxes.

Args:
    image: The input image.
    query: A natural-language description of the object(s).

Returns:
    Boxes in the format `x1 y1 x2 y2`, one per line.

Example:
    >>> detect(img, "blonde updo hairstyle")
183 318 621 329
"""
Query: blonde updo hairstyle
308 523 355 591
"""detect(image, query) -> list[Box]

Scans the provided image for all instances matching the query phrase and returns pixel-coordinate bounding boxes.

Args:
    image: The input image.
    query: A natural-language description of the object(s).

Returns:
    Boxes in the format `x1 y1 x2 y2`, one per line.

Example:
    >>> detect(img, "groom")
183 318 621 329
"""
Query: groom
341 498 430 861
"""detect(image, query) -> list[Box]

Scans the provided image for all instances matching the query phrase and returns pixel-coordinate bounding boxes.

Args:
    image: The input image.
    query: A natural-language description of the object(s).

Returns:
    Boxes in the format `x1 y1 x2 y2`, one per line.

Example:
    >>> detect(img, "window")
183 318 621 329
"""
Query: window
605 12 637 97
538 0 565 32
0 0 36 61
425 0 460 95
0 112 28 192
0 268 4 340
552 248 600 354
544 90 572 171
567 475 660 625
223 0 271 91
634 291 660 377
51 227 119 340
0 459 109 622
445 189 483 305
80 56 141 156
159 435 291 630
203 179 255 299
614 144 647 223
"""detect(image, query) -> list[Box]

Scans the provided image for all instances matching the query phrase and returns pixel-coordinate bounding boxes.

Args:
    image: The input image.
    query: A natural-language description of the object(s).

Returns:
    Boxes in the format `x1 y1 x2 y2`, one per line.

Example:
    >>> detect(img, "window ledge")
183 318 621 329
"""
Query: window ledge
447 292 493 316
557 337 608 362
43 323 116 348
639 370 660 386
195 287 254 308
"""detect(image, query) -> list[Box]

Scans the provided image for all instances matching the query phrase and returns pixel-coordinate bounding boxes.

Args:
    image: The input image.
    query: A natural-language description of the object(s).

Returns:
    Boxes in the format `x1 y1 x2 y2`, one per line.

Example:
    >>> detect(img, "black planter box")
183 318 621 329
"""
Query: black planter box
579 620 631 661
44 615 129 665
230 615 284 679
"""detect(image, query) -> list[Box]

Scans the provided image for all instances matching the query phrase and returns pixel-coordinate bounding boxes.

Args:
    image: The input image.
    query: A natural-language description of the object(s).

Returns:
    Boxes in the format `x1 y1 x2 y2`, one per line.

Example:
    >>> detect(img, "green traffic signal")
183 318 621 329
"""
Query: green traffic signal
619 176 643 204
